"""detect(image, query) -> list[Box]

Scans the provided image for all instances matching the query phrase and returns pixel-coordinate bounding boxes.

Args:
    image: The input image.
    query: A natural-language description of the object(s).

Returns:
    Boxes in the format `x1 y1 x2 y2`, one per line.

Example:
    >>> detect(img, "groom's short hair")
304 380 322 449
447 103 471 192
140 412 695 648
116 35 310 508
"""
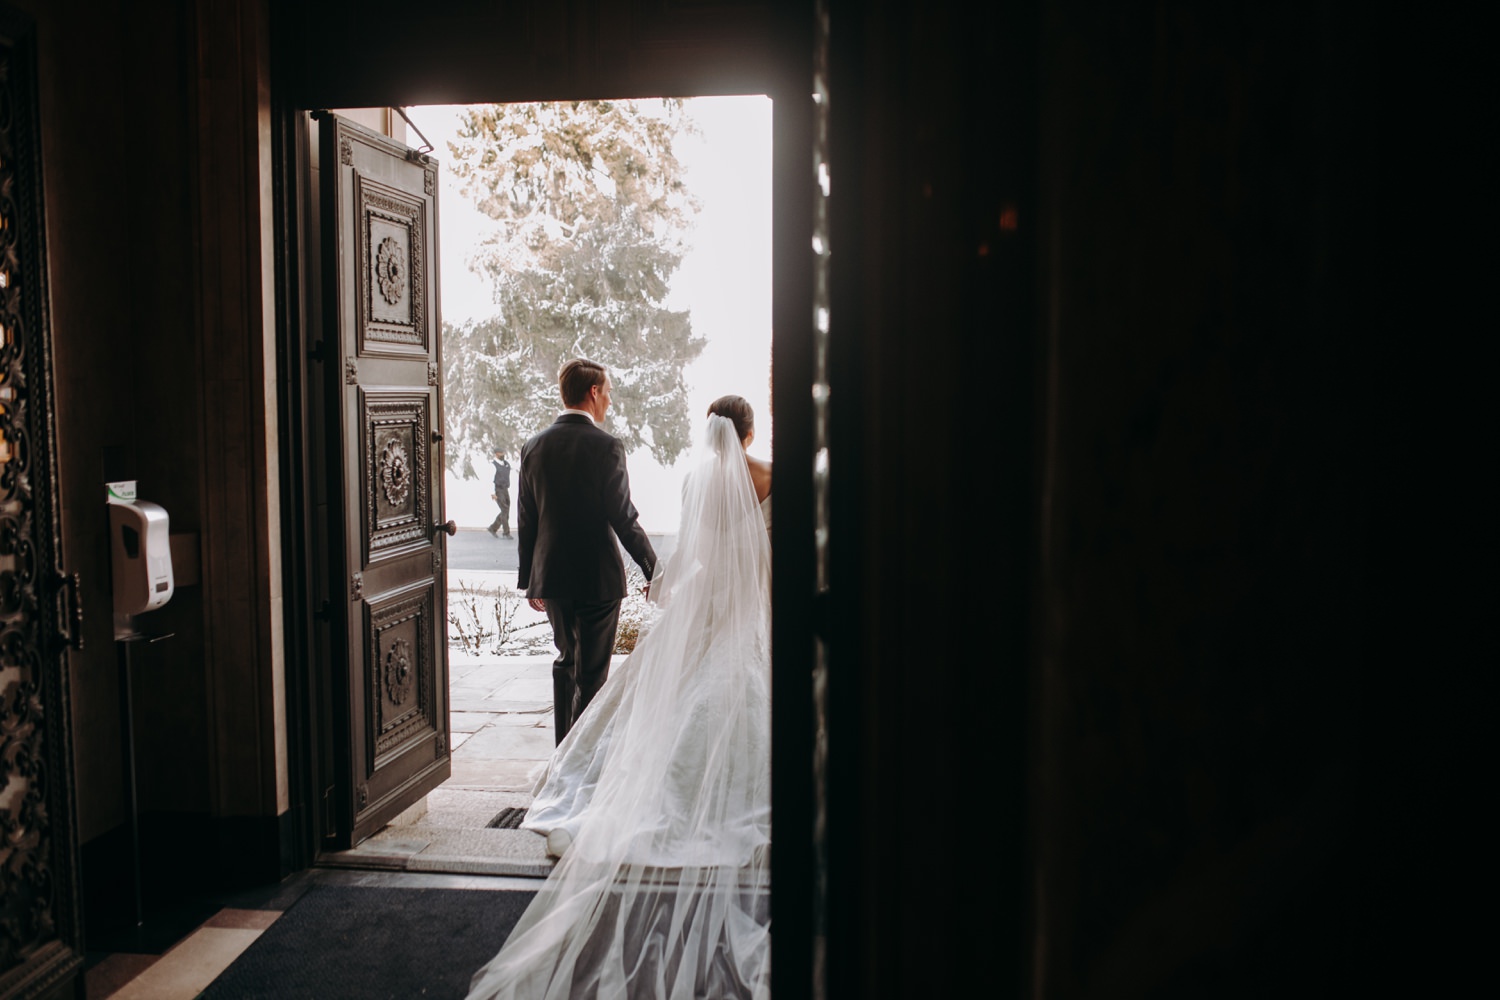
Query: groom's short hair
559 359 607 408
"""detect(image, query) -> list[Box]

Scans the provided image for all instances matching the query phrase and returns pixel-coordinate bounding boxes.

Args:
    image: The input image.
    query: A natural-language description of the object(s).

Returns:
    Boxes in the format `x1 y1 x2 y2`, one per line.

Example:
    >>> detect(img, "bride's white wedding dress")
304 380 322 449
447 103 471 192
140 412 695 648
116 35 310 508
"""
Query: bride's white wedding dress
467 415 772 1000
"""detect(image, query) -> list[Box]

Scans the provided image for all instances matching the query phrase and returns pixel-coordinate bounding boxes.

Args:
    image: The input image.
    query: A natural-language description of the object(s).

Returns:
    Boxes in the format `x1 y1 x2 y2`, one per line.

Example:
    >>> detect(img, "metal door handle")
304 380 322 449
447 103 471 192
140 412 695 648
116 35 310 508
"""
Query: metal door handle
435 520 456 536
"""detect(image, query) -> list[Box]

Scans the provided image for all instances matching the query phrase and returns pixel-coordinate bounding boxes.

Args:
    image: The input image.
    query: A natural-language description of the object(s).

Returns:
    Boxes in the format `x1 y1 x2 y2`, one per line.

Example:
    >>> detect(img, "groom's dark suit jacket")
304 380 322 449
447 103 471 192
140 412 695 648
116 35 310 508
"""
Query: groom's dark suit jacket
516 413 657 600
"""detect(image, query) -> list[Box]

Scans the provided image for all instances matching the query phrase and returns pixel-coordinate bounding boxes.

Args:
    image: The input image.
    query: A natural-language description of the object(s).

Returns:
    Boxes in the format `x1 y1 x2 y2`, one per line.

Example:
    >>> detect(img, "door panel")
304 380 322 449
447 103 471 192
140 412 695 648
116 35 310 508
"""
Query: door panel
318 112 449 847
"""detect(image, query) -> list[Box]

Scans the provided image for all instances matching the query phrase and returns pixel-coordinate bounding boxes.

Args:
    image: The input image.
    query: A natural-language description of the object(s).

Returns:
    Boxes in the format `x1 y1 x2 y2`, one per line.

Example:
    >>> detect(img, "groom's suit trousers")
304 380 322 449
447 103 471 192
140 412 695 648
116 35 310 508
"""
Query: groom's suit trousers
544 597 621 744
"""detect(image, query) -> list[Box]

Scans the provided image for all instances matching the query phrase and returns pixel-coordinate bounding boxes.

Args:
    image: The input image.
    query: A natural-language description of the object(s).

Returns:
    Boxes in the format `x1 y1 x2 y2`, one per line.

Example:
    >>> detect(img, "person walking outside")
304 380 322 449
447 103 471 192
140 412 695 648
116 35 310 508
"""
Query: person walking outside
487 447 512 538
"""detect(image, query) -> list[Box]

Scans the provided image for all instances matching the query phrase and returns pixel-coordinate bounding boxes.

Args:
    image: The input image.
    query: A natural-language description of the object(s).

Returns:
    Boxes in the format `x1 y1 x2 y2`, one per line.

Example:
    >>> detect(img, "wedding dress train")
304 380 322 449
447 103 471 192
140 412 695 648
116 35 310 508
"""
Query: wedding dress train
467 415 771 1000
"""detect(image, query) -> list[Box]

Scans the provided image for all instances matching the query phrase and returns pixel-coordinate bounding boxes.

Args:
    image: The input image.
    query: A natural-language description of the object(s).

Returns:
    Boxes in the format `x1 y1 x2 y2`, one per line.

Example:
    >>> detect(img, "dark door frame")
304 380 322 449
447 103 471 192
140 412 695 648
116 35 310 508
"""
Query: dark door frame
270 101 329 871
266 5 818 996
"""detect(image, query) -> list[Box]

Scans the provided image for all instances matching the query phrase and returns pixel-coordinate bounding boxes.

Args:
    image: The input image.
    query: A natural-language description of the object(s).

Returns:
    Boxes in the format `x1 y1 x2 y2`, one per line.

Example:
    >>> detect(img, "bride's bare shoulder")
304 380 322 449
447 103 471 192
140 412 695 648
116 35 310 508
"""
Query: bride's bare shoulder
747 455 772 503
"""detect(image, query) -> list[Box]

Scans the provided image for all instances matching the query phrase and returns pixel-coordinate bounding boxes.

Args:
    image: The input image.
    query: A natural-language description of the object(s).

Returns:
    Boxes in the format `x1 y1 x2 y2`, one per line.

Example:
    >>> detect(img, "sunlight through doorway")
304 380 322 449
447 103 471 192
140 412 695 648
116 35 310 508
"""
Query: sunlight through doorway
343 96 773 871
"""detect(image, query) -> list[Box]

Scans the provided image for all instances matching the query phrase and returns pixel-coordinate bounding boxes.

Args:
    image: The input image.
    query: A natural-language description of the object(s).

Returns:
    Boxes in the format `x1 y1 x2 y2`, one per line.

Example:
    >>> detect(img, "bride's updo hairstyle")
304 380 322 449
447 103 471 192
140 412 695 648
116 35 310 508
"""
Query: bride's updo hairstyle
707 394 753 444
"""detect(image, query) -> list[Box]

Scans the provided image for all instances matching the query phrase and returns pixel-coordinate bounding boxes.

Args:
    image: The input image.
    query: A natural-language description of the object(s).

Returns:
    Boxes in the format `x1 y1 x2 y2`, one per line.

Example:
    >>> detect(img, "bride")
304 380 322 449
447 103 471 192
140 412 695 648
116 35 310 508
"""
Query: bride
467 395 772 1000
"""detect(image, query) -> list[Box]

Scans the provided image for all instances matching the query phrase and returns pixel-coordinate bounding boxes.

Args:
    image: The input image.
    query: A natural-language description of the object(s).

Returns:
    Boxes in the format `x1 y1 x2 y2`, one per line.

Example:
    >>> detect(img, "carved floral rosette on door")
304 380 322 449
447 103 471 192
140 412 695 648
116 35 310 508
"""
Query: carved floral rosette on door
324 115 449 845
355 170 427 360
360 392 439 777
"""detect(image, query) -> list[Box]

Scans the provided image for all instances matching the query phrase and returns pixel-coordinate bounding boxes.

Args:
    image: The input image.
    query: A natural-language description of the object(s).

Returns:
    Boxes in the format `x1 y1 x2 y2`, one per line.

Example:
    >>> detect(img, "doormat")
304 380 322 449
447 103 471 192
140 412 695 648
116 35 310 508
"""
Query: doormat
198 884 536 999
485 806 528 829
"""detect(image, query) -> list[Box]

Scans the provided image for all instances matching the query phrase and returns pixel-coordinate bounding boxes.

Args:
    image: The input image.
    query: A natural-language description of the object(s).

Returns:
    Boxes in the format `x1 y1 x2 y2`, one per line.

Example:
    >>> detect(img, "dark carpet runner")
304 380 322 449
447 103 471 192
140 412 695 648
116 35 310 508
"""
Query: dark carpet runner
197 884 536 999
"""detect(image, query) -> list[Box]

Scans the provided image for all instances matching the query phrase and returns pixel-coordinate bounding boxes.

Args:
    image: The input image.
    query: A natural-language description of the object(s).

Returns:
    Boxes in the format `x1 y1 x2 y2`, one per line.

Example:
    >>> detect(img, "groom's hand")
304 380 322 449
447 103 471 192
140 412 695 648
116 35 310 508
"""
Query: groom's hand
528 597 546 612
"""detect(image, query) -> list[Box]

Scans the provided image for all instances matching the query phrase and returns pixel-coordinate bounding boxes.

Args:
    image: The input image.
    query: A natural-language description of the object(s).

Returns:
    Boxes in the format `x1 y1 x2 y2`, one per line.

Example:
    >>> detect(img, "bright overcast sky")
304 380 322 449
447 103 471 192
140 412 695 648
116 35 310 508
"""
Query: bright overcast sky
404 95 773 534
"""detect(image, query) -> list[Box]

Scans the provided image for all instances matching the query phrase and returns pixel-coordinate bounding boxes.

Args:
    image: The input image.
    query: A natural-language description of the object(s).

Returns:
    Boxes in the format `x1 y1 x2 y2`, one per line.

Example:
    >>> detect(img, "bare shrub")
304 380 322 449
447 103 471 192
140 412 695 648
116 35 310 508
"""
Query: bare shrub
448 580 532 655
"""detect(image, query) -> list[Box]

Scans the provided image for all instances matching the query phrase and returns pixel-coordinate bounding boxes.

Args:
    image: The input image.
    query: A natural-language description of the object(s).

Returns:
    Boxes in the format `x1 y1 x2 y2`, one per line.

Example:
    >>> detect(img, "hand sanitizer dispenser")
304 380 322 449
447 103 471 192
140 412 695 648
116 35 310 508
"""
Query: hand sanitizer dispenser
110 500 174 615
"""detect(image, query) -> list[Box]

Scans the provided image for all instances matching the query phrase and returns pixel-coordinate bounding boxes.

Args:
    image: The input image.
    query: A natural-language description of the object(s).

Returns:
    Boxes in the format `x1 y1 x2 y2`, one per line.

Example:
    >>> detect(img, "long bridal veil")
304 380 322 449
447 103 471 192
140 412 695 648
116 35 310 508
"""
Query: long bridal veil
467 414 771 1000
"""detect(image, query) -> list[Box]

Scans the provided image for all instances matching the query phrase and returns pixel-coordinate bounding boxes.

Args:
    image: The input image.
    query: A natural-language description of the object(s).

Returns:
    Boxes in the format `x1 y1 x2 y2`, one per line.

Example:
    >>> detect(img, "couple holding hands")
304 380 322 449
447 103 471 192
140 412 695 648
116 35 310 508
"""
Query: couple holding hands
468 358 773 1000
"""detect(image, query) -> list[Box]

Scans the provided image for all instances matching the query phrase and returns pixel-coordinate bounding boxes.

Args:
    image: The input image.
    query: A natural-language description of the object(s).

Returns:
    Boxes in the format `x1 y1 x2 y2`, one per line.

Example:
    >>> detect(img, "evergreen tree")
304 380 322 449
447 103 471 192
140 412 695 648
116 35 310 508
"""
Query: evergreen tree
442 99 704 478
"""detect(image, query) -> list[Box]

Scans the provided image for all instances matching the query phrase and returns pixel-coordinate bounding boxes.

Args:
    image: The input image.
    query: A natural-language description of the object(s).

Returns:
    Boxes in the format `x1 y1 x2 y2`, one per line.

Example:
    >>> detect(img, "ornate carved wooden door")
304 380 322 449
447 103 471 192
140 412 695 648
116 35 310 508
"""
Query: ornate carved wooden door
318 113 451 847
0 8 84 997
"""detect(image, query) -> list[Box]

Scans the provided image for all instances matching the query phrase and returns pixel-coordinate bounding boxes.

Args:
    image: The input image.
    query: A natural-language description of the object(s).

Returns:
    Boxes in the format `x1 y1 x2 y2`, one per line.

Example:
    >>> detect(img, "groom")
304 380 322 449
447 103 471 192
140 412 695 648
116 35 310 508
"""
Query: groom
517 358 657 744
